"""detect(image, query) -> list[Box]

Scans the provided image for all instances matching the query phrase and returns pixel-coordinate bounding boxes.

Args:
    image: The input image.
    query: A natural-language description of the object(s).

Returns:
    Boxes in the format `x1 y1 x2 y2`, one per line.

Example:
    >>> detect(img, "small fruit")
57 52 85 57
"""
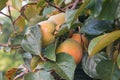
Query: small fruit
48 13 65 25
71 33 89 50
56 39 83 64
38 20 55 47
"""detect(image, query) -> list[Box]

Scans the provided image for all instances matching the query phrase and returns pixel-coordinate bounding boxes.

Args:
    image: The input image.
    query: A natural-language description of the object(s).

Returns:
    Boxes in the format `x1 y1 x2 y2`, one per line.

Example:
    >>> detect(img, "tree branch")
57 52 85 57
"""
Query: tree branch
8 6 17 33
45 0 65 12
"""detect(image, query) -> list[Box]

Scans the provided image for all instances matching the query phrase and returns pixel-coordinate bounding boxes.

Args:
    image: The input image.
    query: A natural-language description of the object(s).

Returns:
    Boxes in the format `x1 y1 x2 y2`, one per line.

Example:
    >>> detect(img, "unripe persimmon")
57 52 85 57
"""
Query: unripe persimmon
56 39 83 64
48 13 65 25
71 33 89 50
38 20 55 47
48 13 65 35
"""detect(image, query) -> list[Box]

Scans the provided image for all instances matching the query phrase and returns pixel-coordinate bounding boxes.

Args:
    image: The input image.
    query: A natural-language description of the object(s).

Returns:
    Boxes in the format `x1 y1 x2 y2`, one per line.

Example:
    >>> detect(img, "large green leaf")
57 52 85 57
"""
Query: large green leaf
96 60 120 80
0 0 8 11
98 0 120 20
44 44 56 61
117 54 120 69
87 0 102 17
21 25 42 55
88 30 120 57
44 53 76 80
80 17 112 35
24 71 54 80
82 52 107 79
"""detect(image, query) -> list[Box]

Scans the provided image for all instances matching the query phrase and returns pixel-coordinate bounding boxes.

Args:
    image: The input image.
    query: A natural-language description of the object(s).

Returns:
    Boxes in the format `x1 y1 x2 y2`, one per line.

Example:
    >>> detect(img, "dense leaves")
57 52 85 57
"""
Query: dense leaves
96 60 120 80
81 17 112 35
44 53 76 80
82 52 106 79
0 0 120 80
98 0 120 20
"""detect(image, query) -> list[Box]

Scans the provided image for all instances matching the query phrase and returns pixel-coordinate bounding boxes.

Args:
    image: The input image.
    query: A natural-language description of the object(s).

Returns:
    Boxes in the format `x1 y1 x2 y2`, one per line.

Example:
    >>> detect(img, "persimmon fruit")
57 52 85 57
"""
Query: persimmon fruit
56 38 83 64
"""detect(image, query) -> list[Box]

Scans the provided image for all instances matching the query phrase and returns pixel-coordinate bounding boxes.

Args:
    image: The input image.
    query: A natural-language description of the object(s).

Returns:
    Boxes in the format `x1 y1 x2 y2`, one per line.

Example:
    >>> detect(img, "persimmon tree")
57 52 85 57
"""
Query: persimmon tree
0 0 120 80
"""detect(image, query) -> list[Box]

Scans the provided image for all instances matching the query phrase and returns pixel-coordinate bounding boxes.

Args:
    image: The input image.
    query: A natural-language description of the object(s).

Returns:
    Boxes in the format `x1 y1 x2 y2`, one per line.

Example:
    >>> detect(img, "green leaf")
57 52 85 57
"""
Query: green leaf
28 15 46 26
11 33 24 45
117 54 120 69
44 53 76 80
65 0 90 28
98 0 120 20
44 44 56 61
12 0 22 10
56 24 69 37
22 4 41 20
80 17 112 35
30 55 41 71
82 52 107 79
15 16 25 32
24 72 38 80
54 0 64 6
21 25 42 55
0 0 8 11
87 0 102 17
22 52 32 71
43 6 55 16
88 30 120 57
24 71 54 80
96 60 120 80
37 0 46 8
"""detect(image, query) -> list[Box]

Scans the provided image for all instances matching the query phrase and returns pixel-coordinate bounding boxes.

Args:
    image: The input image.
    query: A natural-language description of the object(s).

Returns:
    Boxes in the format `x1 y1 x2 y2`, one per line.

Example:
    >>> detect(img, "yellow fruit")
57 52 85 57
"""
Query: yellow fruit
71 33 89 50
56 39 83 64
48 13 65 25
38 20 55 47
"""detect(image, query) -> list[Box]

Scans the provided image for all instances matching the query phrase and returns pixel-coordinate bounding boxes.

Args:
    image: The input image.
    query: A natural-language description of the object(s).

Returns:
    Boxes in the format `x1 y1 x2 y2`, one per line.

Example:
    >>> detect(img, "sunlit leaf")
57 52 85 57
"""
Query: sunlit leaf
96 60 120 80
0 0 8 11
21 3 41 20
21 25 42 55
98 0 120 20
44 53 76 80
14 16 25 32
117 54 120 69
12 0 22 10
81 17 112 35
44 44 56 61
82 52 107 79
88 30 120 57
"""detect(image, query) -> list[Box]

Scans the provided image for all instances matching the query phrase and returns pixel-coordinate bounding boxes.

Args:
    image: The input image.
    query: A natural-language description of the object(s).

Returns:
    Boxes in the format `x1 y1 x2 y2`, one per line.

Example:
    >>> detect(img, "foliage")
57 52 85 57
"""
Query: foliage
0 0 120 80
